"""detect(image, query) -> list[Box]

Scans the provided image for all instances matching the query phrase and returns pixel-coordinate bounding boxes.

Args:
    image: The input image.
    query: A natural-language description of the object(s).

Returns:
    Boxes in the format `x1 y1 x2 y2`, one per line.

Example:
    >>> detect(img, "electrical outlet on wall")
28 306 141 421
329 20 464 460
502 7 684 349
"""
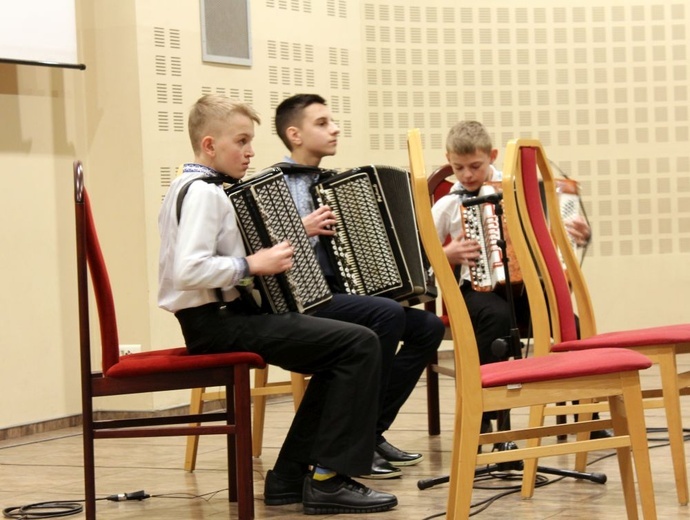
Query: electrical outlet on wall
119 344 142 357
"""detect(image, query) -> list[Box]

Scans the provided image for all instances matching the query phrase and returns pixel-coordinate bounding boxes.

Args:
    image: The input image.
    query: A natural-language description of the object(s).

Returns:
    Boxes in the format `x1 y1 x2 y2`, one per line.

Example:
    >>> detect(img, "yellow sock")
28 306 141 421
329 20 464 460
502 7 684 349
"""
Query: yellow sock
313 467 336 481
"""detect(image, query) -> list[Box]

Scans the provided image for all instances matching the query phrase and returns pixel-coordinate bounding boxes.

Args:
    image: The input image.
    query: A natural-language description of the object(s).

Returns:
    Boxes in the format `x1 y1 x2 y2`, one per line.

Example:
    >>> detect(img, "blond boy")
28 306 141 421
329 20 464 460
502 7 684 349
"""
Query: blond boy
158 94 397 514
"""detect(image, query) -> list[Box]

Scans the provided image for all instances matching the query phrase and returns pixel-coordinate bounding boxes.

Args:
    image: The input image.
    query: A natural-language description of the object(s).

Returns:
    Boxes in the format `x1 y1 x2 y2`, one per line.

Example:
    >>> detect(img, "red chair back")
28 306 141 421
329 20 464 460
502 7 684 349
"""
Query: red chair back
80 191 121 373
428 164 454 201
519 147 579 342
425 164 455 323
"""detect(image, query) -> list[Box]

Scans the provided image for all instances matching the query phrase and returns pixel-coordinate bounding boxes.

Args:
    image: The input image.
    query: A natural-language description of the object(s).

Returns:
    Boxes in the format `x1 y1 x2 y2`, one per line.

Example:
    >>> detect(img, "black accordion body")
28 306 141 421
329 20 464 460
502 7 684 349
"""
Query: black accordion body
225 168 332 314
311 164 435 305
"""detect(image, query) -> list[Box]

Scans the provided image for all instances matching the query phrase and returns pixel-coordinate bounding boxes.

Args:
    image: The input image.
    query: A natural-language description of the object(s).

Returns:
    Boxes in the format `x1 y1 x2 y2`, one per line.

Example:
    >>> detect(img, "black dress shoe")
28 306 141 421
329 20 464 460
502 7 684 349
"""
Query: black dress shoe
264 469 307 505
590 429 614 439
303 474 398 515
478 419 493 454
358 452 402 479
376 440 423 467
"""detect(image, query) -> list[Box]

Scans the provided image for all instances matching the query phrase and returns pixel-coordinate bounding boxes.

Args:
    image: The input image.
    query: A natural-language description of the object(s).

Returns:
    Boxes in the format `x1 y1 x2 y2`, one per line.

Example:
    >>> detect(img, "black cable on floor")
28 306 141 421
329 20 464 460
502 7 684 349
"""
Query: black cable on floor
420 426 690 520
3 501 83 519
2 491 150 519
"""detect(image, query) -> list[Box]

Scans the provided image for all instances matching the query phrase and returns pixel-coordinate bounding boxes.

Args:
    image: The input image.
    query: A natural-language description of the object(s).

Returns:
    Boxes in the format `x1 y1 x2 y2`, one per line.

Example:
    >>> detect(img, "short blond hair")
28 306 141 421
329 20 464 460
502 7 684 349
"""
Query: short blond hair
446 120 493 155
188 94 261 154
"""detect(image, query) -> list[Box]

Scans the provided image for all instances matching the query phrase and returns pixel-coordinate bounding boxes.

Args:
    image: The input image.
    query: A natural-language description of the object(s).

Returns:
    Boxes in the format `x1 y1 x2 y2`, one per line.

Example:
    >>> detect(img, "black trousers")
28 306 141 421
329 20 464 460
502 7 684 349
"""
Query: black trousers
313 293 445 442
175 302 381 477
461 283 513 365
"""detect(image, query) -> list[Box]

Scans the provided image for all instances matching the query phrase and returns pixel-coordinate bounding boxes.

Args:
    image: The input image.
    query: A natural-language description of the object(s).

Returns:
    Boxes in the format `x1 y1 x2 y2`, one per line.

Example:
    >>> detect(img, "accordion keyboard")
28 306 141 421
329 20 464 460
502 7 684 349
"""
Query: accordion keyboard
460 187 505 292
314 172 403 296
228 170 332 314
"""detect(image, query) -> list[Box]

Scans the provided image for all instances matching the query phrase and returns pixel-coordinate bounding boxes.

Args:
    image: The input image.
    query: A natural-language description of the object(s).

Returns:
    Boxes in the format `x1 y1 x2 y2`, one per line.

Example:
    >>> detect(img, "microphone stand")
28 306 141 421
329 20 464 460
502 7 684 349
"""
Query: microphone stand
491 199 522 359
417 197 607 491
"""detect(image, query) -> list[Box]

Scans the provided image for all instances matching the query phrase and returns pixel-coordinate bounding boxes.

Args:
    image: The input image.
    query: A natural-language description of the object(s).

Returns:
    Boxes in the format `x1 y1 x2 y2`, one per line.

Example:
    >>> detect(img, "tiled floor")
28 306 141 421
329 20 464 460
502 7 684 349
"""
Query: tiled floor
1 353 689 519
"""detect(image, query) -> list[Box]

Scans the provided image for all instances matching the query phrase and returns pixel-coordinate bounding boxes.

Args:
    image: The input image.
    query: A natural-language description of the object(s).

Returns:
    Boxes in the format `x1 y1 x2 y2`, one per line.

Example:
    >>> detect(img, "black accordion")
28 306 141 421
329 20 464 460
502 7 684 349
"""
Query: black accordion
311 164 436 305
225 168 332 314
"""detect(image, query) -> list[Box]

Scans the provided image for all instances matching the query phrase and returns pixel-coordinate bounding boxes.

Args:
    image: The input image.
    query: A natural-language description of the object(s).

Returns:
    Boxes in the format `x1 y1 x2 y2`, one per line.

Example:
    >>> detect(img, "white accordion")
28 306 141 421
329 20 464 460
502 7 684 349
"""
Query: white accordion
460 178 584 292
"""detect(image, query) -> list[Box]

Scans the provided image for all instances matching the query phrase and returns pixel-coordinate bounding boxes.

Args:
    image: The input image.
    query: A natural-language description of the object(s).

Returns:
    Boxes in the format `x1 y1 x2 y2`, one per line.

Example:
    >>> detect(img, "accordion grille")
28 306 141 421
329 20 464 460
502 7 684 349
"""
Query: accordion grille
230 172 331 314
316 173 402 296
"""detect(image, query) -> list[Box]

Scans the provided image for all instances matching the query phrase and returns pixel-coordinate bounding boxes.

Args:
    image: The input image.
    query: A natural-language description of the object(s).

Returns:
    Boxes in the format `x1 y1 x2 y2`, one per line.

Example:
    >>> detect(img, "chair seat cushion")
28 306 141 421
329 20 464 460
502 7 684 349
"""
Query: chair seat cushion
105 347 266 378
552 324 690 352
480 348 652 388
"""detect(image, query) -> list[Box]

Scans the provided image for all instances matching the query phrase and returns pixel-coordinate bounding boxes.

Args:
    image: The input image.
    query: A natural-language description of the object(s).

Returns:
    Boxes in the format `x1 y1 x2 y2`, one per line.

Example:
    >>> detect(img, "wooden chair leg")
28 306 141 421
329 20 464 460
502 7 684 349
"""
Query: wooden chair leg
252 367 270 458
83 415 97 520
290 372 307 410
556 402 568 441
231 366 255 520
520 404 545 499
657 351 689 505
426 356 441 435
616 372 657 520
446 403 481 520
184 387 205 472
573 399 595 472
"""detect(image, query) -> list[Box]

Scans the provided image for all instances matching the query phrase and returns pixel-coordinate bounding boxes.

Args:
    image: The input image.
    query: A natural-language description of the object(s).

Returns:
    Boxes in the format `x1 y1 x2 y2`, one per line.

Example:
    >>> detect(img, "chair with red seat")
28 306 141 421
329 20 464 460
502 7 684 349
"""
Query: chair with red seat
501 139 690 505
423 164 456 435
424 162 533 431
73 161 264 520
408 130 658 519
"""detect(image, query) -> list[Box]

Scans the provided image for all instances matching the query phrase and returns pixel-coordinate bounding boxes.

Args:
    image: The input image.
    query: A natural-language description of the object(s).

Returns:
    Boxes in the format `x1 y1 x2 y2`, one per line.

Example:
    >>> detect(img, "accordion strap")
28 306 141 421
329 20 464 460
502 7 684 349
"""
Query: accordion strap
175 175 229 224
273 161 338 179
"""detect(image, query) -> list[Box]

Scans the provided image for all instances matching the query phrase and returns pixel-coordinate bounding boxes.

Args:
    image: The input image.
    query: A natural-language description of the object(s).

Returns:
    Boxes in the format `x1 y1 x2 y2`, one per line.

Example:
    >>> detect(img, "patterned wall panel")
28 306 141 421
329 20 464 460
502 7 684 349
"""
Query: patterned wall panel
362 2 690 258
142 1 689 257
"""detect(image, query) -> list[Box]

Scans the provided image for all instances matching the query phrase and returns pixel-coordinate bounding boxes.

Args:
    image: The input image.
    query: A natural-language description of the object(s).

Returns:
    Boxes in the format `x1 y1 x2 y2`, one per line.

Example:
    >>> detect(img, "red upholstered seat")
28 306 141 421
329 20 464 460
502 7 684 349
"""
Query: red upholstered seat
108 348 264 378
73 161 263 520
480 348 651 388
553 324 690 352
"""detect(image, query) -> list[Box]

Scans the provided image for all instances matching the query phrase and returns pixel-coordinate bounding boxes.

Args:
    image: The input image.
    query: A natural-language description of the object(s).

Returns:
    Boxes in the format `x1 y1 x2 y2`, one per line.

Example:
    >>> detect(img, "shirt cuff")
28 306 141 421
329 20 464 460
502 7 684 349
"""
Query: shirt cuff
237 257 251 278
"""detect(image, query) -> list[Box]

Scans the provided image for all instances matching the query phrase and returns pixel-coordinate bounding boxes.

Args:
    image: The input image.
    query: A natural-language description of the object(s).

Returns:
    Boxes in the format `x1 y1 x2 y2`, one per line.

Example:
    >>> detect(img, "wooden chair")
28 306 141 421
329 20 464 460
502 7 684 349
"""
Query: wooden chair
423 164 530 434
423 164 455 435
407 130 657 520
74 161 264 520
184 368 308 470
501 138 690 505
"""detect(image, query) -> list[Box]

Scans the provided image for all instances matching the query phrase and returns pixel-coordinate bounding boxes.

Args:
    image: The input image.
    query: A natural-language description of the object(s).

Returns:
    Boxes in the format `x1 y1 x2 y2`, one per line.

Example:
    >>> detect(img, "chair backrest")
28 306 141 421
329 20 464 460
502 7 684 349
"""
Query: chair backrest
501 141 597 345
428 164 455 201
74 161 121 375
408 131 482 397
423 164 455 322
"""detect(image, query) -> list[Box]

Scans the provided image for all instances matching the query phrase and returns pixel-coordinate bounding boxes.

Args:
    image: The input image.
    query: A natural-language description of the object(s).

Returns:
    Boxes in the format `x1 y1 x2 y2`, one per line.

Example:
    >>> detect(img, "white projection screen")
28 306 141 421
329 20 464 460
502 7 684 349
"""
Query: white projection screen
0 0 83 69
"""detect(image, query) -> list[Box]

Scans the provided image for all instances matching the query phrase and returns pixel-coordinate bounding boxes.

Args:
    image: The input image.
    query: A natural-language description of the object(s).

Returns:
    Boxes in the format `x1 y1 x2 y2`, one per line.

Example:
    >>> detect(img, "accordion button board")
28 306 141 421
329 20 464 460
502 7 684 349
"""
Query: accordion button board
312 164 436 304
226 168 333 314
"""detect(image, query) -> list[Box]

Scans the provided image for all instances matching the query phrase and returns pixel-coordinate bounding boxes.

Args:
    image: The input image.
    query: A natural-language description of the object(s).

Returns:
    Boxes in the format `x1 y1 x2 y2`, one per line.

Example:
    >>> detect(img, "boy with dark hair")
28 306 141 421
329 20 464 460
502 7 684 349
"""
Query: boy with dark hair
158 93 398 515
272 93 445 481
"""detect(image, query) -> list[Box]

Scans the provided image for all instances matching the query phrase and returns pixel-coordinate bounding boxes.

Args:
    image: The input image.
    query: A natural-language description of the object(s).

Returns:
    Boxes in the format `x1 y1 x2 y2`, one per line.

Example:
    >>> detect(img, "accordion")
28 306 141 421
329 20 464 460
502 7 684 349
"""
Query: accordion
225 168 332 314
460 178 584 292
311 164 436 305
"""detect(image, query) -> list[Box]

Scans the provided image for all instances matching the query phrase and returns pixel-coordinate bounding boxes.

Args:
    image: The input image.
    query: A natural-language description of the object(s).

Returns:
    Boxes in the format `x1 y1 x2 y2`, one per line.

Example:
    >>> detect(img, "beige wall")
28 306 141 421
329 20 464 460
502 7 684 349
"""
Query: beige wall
1 0 688 431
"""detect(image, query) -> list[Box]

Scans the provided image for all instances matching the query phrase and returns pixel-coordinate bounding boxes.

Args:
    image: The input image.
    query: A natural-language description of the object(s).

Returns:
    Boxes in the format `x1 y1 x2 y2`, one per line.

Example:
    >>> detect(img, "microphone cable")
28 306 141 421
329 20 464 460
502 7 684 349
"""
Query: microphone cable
3 501 83 519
